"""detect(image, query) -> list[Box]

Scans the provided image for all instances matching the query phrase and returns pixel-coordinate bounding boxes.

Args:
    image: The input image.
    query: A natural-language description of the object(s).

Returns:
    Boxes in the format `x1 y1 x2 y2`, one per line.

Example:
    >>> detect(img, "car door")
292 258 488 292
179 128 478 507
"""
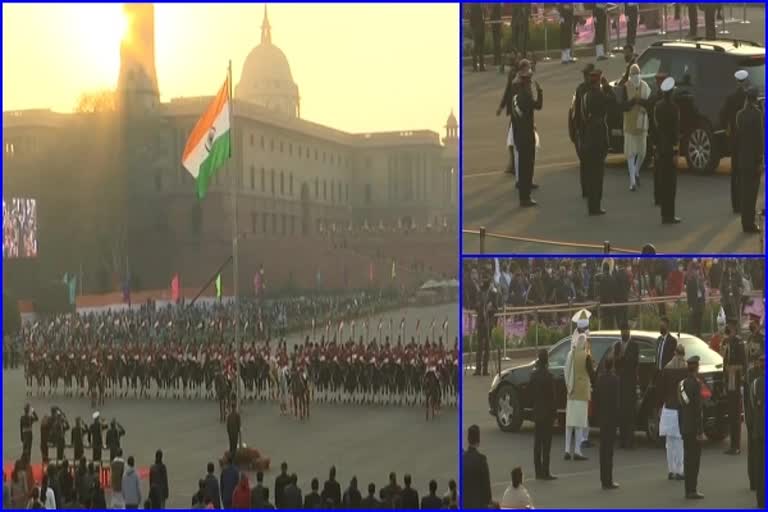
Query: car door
635 337 659 422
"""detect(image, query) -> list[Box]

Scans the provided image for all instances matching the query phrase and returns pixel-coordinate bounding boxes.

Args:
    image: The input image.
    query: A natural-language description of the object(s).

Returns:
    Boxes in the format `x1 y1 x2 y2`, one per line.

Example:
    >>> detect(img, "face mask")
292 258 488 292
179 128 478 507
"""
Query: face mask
630 75 641 86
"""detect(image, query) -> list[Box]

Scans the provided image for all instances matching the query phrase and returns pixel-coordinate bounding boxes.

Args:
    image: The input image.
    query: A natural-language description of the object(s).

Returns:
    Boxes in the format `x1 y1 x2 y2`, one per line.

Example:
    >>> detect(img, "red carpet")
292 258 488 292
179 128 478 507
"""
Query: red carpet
4 462 149 485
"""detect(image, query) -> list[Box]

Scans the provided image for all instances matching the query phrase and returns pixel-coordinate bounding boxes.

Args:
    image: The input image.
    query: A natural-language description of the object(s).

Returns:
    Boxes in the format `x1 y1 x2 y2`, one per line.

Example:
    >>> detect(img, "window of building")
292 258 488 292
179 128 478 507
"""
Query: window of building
250 166 255 190
272 214 277 234
280 171 285 195
251 212 258 234
290 215 295 235
281 214 287 235
260 135 265 149
330 154 334 165
345 184 349 203
250 133 254 146
337 182 342 203
261 167 266 192
289 174 294 196
306 147 310 158
262 213 267 233
314 178 319 198
323 180 327 200
270 139 274 152
298 145 302 159
270 169 275 195
314 149 318 160
365 184 372 205
322 151 326 163
289 143 293 156
280 141 284 153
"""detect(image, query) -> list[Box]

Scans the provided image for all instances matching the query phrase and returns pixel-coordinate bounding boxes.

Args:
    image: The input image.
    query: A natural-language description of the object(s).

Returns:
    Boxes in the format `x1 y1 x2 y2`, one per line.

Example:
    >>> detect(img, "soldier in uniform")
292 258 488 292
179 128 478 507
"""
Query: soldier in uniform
735 86 764 233
679 355 704 499
571 64 595 198
491 4 502 67
530 349 557 480
227 404 242 459
469 4 486 72
558 4 575 64
720 70 749 214
510 66 543 207
749 354 765 507
19 404 38 462
722 318 746 455
71 417 87 462
106 418 126 462
654 77 681 224
625 3 639 46
593 3 608 60
51 407 70 462
474 269 498 377
498 59 532 178
581 69 615 215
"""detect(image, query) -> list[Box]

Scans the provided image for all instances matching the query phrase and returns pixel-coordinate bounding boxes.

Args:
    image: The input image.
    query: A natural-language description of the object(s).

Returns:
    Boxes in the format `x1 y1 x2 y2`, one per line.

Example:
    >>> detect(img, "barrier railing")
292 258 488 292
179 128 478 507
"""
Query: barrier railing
463 227 644 255
463 290 763 372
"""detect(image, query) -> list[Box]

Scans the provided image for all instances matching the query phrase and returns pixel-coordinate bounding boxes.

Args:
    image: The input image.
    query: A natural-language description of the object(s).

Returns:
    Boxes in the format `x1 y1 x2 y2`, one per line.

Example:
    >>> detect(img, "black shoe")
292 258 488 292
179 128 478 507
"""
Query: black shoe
744 225 761 234
573 454 588 461
662 217 682 224
630 185 637 192
564 453 572 461
589 209 607 216
668 473 674 481
521 199 538 207
686 492 704 500
531 183 539 189
675 474 685 481
602 482 620 490
542 474 558 481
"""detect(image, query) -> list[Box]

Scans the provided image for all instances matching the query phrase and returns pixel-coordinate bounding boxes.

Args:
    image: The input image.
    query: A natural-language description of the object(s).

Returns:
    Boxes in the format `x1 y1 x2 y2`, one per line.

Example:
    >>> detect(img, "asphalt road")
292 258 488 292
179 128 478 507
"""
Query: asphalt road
3 305 459 509
462 357 758 509
462 9 765 255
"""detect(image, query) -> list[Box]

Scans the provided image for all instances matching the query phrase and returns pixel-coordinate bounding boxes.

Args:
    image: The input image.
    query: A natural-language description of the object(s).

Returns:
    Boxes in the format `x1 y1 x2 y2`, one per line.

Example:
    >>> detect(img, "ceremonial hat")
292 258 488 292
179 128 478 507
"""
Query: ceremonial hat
582 62 595 74
687 355 700 365
661 76 675 92
92 411 100 420
717 307 726 326
572 308 591 329
734 69 749 81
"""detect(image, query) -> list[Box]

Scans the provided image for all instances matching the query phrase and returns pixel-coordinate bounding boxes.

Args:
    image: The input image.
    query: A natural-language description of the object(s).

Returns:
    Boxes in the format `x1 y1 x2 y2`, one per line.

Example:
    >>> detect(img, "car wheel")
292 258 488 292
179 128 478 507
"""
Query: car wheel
704 427 727 442
645 406 663 446
684 123 719 173
495 384 523 432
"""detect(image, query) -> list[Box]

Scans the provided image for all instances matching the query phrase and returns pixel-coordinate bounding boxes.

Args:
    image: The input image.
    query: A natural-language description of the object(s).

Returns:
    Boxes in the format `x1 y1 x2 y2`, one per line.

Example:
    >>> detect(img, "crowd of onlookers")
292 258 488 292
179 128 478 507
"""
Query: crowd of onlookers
4 451 458 510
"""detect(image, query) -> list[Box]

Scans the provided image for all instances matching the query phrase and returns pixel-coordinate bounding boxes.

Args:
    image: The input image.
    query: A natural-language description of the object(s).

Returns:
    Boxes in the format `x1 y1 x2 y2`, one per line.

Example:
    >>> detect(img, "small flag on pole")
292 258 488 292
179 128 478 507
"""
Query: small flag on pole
215 273 222 299
391 259 397 279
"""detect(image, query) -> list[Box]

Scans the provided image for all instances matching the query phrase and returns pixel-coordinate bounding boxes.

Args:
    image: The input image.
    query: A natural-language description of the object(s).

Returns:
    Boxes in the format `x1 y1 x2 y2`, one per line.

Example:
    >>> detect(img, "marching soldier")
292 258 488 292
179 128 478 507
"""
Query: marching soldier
735 86 764 233
679 355 704 500
720 70 749 214
19 404 38 462
510 66 543 207
470 4 486 72
593 3 608 60
558 4 575 64
722 318 746 455
491 4 502 67
571 64 595 198
581 69 615 215
654 77 681 224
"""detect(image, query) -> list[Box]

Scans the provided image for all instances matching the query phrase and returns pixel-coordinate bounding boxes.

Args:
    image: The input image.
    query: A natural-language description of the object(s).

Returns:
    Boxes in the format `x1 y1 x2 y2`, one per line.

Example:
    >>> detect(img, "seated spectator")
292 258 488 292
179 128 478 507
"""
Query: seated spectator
500 467 533 509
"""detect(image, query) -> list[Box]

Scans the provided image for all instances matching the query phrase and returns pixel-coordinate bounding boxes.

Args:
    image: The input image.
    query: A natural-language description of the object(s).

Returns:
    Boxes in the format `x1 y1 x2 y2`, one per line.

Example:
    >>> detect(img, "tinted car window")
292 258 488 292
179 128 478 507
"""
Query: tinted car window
664 52 699 87
739 57 765 91
548 340 570 368
589 338 615 366
637 52 663 82
679 336 722 366
637 338 657 365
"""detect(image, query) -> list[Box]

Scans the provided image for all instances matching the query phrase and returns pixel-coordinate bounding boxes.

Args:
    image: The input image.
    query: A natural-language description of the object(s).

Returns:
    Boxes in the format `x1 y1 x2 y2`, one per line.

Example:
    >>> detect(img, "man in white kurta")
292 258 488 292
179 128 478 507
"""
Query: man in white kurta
564 332 590 460
623 64 651 191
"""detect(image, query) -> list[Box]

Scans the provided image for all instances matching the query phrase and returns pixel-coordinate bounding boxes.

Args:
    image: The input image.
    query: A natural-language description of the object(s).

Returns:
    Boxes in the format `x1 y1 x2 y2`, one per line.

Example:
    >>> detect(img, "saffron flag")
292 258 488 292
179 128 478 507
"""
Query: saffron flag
182 76 232 199
171 273 180 303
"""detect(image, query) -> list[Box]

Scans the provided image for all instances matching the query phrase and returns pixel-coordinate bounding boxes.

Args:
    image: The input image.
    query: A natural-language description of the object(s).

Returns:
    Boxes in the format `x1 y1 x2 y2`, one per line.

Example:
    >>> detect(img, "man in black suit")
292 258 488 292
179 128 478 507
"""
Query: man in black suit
679 356 704 499
463 424 492 508
656 317 678 374
614 324 639 449
421 480 443 509
735 86 764 233
283 474 303 508
274 462 290 509
400 474 419 509
596 357 620 490
303 478 322 509
531 349 557 480
251 471 266 508
321 466 341 507
361 483 380 509
381 472 402 508
723 318 747 455
686 264 706 337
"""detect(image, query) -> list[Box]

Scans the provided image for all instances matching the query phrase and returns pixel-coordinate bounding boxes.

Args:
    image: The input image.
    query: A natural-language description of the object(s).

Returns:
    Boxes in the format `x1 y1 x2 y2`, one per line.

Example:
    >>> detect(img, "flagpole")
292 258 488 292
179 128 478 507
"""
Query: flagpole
227 59 242 417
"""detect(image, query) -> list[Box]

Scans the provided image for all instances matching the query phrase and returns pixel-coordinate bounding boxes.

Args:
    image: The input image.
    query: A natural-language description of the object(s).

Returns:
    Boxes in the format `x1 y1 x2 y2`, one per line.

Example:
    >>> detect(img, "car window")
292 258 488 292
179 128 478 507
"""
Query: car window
637 339 657 364
665 53 699 87
637 52 662 82
679 336 722 366
590 339 614 365
738 57 765 91
548 340 570 368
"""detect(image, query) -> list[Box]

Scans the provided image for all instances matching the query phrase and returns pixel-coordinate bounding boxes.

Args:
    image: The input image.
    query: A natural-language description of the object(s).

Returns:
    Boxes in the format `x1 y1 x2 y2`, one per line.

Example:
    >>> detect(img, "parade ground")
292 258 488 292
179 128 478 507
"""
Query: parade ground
462 357 756 509
3 304 459 509
462 6 765 255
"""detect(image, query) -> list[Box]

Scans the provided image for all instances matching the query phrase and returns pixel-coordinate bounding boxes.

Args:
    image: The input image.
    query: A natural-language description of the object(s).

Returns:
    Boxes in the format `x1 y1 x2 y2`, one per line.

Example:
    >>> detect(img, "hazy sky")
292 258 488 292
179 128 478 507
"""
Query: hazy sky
3 3 459 134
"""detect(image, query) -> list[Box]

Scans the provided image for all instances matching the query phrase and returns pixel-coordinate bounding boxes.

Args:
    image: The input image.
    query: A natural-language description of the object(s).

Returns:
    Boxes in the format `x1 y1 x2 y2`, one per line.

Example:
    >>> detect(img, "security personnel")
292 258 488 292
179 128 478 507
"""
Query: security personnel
470 4 486 72
582 69 615 215
654 77 681 224
530 349 557 480
720 70 748 213
571 64 595 198
498 59 532 177
593 3 608 60
474 269 499 377
19 404 38 462
744 319 763 491
596 357 620 489
614 323 639 449
106 418 126 462
625 3 639 46
749 355 765 508
648 72 668 206
491 4 502 67
558 4 575 64
51 407 70 462
71 417 87 461
90 411 107 463
722 318 746 455
511 67 543 207
679 355 704 499
735 86 764 233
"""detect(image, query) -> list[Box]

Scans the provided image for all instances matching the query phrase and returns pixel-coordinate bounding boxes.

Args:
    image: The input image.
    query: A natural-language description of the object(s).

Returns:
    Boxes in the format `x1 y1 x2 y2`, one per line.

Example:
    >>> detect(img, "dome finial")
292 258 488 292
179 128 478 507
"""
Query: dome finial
261 4 271 45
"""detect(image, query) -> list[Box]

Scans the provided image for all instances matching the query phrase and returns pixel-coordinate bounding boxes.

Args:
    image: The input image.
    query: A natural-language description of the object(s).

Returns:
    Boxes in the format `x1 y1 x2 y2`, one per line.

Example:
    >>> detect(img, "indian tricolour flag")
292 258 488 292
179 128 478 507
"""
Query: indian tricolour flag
182 76 232 199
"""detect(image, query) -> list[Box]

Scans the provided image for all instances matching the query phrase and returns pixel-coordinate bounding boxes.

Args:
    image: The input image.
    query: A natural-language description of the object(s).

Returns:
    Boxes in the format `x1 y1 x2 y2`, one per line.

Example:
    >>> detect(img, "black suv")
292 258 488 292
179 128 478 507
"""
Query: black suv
571 38 765 173
488 330 728 442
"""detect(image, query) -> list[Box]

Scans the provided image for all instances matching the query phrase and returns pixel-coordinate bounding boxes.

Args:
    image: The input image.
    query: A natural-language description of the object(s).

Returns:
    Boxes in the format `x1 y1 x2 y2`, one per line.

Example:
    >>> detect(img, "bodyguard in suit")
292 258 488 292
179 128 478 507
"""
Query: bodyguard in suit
720 70 748 214
722 318 746 455
614 324 639 449
571 64 595 198
463 425 492 509
679 356 704 500
735 86 764 233
654 77 681 224
596 357 620 490
531 349 557 480
656 317 678 374
582 69 616 215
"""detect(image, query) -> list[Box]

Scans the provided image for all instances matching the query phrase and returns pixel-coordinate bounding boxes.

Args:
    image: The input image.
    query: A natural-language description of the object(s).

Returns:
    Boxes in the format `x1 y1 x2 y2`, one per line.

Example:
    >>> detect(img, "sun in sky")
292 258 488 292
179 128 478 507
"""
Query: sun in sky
3 3 459 135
